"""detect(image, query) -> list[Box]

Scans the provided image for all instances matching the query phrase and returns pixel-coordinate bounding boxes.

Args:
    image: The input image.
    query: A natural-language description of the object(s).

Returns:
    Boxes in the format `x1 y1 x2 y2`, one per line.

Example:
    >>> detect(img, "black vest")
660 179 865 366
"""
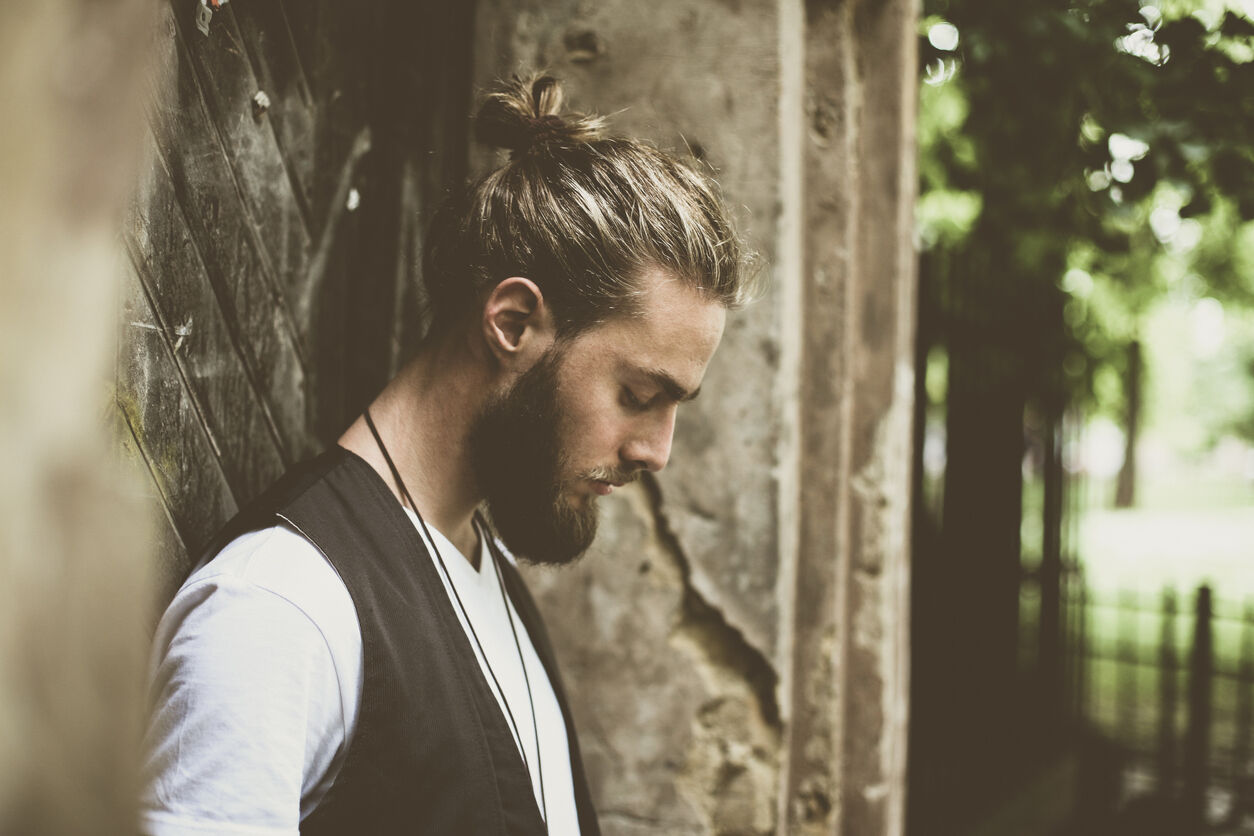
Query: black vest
201 446 601 835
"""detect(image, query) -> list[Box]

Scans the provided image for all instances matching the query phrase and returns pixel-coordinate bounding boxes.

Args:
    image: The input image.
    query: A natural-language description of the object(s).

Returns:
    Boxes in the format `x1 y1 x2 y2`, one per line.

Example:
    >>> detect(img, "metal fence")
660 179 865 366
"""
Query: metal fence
1064 581 1254 832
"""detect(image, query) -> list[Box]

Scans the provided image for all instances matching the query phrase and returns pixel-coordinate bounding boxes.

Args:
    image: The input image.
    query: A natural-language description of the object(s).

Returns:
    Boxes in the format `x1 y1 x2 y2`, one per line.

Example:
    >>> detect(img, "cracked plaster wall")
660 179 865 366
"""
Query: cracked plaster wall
473 0 918 834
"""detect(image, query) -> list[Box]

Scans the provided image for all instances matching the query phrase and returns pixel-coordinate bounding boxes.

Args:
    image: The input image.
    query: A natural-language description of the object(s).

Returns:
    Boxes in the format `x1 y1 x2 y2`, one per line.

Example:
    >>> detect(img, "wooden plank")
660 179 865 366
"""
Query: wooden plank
110 403 191 614
127 128 288 502
391 157 427 374
228 0 316 230
145 18 314 460
116 258 238 559
165 0 315 352
275 0 374 231
275 0 325 102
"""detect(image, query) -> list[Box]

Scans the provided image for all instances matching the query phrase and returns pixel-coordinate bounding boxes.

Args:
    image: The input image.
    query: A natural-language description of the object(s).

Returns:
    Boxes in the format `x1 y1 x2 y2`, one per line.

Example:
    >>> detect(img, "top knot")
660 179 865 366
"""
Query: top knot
526 114 568 147
475 73 608 157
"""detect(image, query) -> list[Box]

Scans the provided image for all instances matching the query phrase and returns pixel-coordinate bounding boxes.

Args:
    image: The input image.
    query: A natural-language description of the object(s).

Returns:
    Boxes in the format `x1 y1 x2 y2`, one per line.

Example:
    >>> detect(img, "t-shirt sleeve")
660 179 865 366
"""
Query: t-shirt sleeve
140 573 347 836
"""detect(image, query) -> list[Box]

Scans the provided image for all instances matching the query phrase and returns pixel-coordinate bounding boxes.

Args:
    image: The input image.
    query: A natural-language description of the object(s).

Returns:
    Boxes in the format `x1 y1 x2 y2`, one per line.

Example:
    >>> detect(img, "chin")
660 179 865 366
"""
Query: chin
491 496 600 567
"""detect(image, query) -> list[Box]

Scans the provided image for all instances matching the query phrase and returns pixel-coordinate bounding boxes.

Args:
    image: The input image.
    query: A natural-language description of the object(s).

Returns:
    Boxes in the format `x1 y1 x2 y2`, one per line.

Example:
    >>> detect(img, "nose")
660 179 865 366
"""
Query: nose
621 407 676 474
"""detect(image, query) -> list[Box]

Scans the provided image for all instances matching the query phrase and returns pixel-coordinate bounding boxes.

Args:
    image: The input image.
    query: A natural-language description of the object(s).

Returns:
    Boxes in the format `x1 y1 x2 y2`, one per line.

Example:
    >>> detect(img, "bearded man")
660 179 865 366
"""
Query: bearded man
140 74 755 836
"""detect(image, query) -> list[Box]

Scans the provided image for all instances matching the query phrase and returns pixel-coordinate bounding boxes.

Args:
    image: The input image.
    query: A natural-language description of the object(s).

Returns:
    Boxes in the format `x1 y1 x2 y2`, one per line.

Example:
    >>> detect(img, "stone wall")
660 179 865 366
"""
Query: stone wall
473 1 918 833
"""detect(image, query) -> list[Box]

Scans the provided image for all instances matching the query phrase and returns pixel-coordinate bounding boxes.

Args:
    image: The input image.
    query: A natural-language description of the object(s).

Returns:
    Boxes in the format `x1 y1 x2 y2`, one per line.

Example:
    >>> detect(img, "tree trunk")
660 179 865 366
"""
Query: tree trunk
931 259 1027 830
1038 403 1064 729
1114 339 1142 508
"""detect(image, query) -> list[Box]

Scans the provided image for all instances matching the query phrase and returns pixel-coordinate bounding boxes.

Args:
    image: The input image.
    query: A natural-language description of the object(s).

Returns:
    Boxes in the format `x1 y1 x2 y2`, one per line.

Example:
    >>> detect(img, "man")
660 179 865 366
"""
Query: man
141 74 755 835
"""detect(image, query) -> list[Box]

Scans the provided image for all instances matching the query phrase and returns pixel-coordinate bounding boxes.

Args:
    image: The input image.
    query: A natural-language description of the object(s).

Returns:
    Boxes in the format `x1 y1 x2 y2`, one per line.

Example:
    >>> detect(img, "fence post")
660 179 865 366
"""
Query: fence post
1157 587 1178 797
1075 575 1089 721
1228 599 1254 825
1118 590 1140 746
1182 584 1214 832
1039 412 1063 730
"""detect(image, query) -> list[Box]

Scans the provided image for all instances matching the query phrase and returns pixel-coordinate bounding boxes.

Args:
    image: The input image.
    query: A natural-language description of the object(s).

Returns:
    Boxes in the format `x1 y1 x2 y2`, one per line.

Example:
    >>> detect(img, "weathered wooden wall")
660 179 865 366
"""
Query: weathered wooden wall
121 0 474 601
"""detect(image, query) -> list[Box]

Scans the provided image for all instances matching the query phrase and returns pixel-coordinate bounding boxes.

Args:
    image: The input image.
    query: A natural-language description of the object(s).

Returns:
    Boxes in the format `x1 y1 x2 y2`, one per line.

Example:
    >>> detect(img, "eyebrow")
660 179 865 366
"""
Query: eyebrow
643 368 701 403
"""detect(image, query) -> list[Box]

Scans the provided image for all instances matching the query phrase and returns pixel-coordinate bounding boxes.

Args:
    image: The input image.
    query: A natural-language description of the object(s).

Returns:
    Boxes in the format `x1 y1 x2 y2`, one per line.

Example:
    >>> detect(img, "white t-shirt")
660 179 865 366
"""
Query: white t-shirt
140 510 581 836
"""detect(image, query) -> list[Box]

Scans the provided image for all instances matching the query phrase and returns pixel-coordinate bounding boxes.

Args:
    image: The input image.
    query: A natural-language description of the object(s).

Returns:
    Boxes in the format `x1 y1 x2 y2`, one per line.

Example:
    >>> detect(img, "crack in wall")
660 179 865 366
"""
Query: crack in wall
600 809 705 833
640 473 782 731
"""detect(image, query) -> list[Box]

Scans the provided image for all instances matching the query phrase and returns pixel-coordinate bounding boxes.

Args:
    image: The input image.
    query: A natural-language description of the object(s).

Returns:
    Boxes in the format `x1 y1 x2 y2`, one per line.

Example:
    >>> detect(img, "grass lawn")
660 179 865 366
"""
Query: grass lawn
1079 476 1254 607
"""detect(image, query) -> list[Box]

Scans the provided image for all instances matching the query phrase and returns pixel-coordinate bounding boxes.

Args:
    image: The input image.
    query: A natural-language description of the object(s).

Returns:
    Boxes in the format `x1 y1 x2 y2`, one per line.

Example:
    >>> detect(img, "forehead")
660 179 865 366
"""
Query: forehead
566 271 726 389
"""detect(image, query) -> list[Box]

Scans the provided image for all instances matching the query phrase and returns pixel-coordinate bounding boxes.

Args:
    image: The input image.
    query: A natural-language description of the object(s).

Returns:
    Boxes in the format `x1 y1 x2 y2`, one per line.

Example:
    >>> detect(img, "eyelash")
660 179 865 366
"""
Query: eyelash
620 387 649 411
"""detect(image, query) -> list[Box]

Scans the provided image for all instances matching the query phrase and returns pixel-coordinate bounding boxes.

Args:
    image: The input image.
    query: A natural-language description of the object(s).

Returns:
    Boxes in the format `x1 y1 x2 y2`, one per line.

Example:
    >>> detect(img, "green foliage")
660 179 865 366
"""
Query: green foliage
1143 297 1254 447
917 190 982 250
918 0 1254 436
916 53 982 249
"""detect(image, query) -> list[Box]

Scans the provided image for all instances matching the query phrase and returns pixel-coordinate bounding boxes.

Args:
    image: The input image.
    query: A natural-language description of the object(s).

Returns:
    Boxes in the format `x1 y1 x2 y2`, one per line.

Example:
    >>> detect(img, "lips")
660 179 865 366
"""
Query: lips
590 479 624 496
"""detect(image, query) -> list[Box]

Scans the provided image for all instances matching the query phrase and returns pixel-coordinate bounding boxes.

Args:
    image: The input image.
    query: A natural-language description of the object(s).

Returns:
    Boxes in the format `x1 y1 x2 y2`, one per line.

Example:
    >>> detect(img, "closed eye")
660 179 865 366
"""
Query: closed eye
620 387 650 412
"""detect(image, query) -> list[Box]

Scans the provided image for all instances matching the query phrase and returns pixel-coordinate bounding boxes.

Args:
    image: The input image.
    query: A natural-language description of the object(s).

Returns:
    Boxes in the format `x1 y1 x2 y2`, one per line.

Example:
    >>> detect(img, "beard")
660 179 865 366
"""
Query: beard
467 348 600 566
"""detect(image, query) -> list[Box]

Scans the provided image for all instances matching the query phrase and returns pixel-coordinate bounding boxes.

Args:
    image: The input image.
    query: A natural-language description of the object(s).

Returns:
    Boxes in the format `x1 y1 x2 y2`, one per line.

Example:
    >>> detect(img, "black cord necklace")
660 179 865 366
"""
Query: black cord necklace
363 409 548 825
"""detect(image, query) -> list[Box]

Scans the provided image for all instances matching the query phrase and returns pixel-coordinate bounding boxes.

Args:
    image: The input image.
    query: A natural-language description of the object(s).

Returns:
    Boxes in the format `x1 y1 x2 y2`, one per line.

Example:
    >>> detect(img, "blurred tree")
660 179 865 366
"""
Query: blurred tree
1114 340 1142 506
910 0 1254 831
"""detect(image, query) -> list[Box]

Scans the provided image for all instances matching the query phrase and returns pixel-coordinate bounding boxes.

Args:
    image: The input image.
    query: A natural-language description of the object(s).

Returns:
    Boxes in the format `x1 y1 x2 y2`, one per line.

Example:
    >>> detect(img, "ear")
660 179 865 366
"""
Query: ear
481 277 556 366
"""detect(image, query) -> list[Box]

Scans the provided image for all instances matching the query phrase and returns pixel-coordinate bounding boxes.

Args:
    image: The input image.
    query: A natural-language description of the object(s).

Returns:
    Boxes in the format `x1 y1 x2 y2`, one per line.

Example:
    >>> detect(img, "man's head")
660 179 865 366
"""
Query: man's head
429 74 756 563
424 73 756 338
468 270 726 565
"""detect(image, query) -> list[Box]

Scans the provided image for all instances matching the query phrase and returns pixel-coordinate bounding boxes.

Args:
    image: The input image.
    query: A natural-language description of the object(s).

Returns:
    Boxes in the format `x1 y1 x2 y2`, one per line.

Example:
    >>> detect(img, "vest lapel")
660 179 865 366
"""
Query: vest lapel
280 449 548 834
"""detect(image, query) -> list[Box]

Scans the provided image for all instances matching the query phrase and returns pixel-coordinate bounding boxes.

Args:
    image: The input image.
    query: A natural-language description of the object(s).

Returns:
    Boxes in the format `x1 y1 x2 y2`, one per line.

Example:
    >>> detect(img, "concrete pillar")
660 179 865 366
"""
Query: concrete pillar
781 1 917 832
471 0 917 833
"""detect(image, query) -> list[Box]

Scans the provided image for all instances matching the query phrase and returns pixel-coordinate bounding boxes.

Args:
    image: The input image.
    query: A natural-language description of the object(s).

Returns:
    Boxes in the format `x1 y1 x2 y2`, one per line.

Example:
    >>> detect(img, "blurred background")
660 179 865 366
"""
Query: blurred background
2 0 1252 834
911 0 1254 833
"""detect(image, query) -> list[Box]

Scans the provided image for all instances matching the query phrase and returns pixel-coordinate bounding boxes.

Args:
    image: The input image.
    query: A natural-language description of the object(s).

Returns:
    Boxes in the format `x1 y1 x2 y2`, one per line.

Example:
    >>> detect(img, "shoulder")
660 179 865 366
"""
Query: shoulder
143 524 364 833
152 523 361 693
186 522 342 590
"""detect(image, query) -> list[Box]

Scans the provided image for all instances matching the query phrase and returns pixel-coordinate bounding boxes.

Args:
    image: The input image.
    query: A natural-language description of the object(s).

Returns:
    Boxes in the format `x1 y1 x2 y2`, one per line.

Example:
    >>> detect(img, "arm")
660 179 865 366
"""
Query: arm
140 541 353 836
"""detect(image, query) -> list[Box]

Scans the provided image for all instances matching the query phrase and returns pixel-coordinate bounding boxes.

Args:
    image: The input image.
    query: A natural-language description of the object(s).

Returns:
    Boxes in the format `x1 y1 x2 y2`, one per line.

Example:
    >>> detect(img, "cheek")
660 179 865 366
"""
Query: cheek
550 348 638 464
555 389 625 465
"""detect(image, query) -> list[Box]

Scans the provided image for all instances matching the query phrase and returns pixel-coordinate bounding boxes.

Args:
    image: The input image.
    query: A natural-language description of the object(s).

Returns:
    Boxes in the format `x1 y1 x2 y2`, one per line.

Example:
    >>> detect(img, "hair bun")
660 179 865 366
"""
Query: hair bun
476 73 607 156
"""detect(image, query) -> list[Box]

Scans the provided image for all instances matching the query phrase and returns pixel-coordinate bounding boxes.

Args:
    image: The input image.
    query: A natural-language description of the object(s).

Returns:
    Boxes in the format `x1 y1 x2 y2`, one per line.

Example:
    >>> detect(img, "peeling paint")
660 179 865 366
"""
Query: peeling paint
643 473 781 730
173 316 193 352
637 473 782 835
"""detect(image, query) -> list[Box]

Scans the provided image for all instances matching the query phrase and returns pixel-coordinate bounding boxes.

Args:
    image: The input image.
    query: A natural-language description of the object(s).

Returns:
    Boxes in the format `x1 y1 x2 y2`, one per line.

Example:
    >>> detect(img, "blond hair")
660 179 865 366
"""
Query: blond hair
423 73 756 337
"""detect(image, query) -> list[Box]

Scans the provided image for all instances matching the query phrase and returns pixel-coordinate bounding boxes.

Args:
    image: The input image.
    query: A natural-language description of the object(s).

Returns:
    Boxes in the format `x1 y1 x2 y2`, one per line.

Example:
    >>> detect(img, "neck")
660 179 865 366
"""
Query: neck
339 334 487 566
